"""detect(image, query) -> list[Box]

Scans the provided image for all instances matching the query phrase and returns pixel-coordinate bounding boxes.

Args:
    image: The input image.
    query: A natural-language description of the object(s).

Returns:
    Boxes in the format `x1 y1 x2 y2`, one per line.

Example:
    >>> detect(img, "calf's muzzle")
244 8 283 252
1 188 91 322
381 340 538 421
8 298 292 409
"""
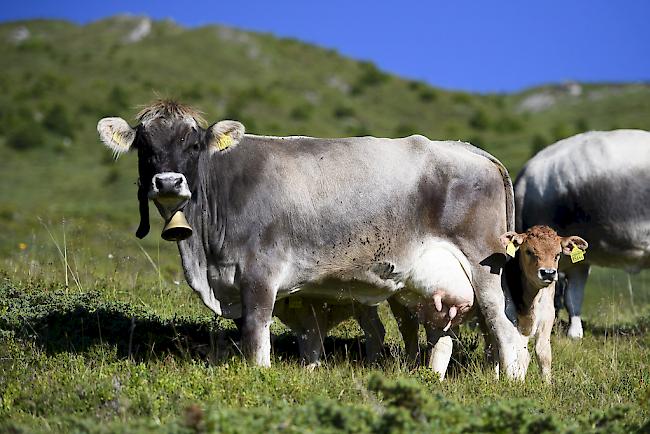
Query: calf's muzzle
538 268 557 283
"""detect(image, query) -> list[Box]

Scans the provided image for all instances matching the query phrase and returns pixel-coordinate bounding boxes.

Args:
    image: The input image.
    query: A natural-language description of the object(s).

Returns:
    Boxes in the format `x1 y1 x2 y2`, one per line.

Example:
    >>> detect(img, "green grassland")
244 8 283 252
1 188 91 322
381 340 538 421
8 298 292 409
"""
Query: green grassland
1 17 649 432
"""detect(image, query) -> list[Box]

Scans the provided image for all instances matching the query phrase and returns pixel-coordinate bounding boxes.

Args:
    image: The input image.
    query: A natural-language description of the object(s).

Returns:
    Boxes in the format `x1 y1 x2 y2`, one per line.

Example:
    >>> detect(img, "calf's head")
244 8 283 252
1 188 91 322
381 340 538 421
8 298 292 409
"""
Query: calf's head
97 100 245 240
500 225 588 289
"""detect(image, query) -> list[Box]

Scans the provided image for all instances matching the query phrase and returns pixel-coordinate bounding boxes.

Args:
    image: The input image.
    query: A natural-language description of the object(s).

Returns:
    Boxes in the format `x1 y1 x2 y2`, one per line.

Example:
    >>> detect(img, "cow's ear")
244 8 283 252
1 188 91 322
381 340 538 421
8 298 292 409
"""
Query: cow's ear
561 236 588 255
208 120 245 154
499 231 526 249
98 117 136 158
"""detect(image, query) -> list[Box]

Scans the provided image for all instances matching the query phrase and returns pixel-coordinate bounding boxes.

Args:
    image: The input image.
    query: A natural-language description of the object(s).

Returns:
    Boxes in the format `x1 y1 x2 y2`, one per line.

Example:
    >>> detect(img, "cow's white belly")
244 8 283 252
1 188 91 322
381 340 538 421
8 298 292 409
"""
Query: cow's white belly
394 239 475 328
202 238 473 318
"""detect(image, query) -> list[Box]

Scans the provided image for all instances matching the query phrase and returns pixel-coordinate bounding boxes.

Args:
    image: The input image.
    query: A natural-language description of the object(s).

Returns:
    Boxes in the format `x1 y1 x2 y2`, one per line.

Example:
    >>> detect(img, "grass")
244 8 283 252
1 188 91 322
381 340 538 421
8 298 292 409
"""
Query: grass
1 241 650 432
1 15 650 433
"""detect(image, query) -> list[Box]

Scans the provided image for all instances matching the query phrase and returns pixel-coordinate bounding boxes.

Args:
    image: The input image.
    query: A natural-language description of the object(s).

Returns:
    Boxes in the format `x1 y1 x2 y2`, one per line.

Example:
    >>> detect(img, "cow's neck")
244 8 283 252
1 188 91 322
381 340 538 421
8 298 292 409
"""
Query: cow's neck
183 154 228 260
504 253 526 313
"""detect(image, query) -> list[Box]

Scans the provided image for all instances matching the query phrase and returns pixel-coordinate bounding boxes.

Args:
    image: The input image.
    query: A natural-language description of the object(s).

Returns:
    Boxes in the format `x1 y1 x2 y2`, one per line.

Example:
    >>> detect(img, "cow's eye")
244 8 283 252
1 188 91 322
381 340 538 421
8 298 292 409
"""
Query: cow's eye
191 143 200 151
525 250 534 257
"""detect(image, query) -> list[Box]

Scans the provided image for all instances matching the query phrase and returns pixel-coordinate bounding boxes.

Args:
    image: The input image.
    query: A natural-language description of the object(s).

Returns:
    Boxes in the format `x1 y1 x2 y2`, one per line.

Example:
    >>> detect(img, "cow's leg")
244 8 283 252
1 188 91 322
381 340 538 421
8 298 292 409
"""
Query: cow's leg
563 263 590 339
240 277 277 367
274 300 325 366
354 304 385 363
298 302 329 367
473 266 529 380
388 297 421 364
425 326 453 380
477 312 500 378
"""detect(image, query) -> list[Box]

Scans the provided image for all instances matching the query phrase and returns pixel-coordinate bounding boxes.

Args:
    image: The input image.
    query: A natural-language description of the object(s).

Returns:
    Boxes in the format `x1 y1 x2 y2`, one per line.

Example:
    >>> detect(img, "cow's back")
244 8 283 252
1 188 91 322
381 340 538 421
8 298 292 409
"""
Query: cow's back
515 129 650 269
210 133 510 296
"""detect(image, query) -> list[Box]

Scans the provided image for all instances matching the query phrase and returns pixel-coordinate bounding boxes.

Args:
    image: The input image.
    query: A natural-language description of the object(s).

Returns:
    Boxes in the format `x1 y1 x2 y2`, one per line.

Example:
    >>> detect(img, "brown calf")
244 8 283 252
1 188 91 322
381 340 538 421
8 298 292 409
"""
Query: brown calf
500 225 588 382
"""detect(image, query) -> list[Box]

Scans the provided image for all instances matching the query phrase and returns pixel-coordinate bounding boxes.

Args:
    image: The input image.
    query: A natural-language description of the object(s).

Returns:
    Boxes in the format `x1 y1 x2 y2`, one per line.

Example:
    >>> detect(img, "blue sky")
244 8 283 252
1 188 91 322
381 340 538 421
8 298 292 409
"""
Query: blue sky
2 1 649 92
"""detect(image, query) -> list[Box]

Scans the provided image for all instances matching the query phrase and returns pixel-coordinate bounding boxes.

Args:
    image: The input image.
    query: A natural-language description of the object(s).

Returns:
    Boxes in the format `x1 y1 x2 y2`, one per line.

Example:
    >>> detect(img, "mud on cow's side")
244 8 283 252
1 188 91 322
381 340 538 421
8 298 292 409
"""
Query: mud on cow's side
98 99 529 378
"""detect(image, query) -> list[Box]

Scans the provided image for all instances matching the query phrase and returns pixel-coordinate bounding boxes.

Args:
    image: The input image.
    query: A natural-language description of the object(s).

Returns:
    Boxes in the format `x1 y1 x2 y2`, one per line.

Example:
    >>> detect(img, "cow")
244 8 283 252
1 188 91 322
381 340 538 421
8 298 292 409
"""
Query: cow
515 129 650 339
97 99 529 378
500 225 588 382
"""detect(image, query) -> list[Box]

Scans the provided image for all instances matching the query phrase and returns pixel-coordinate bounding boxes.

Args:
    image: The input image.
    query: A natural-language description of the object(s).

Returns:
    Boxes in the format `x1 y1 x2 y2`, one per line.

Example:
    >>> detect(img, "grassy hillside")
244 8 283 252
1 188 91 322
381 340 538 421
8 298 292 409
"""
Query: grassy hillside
1 16 649 433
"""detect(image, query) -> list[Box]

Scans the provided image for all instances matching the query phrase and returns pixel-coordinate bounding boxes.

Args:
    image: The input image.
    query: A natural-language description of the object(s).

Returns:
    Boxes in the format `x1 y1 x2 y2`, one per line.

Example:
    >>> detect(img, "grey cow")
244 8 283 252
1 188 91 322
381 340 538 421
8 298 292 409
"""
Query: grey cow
515 129 650 338
97 99 529 378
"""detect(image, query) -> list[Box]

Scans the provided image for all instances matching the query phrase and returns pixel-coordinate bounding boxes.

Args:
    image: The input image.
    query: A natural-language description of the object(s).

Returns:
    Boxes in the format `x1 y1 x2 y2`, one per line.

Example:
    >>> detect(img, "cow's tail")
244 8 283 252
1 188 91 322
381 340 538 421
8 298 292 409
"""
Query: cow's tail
494 158 515 233
458 143 515 233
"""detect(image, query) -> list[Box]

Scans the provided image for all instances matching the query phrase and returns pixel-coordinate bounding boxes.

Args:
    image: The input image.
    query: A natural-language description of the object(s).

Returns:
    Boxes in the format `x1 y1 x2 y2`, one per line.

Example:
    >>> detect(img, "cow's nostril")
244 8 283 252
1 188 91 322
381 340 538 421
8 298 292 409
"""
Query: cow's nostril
174 178 183 187
155 178 164 191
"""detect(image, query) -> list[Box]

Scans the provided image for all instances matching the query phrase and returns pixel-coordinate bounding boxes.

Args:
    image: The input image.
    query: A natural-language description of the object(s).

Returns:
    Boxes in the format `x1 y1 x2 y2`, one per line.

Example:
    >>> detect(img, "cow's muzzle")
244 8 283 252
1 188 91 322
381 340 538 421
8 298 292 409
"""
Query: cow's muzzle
161 210 193 241
150 173 193 241
150 173 191 205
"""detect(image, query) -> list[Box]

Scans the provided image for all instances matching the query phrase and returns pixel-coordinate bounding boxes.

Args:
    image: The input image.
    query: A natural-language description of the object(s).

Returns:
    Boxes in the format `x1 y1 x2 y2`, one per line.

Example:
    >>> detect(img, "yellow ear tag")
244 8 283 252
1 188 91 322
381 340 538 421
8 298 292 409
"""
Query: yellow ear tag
217 134 233 151
112 131 123 147
570 245 585 263
288 297 302 309
506 242 518 258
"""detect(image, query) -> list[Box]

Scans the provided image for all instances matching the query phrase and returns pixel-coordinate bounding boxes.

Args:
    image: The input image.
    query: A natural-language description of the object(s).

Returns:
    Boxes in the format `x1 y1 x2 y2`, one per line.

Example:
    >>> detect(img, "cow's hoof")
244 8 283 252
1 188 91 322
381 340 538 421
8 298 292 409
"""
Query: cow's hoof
567 317 583 339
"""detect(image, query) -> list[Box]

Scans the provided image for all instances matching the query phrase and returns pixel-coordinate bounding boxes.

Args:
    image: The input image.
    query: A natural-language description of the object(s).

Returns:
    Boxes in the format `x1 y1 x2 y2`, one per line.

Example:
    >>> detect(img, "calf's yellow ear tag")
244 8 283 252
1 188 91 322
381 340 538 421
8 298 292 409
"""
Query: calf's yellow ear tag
570 245 585 263
506 242 518 258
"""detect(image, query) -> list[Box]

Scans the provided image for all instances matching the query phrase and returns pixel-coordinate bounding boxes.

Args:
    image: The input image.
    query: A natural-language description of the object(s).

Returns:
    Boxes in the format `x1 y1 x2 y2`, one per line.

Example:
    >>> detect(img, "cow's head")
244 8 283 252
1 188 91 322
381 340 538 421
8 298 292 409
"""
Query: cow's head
97 100 245 239
500 225 588 289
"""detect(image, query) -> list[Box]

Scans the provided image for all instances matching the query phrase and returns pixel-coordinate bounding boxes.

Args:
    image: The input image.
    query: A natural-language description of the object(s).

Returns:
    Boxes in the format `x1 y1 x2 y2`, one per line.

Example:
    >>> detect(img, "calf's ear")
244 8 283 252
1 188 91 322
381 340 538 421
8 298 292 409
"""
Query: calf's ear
208 120 245 154
499 231 526 249
97 117 136 158
561 236 588 255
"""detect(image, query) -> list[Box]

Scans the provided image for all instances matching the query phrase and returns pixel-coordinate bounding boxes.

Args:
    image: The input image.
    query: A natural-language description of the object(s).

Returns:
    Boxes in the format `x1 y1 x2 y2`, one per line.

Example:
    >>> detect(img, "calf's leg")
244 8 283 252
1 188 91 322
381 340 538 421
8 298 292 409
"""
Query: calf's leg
535 327 552 383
